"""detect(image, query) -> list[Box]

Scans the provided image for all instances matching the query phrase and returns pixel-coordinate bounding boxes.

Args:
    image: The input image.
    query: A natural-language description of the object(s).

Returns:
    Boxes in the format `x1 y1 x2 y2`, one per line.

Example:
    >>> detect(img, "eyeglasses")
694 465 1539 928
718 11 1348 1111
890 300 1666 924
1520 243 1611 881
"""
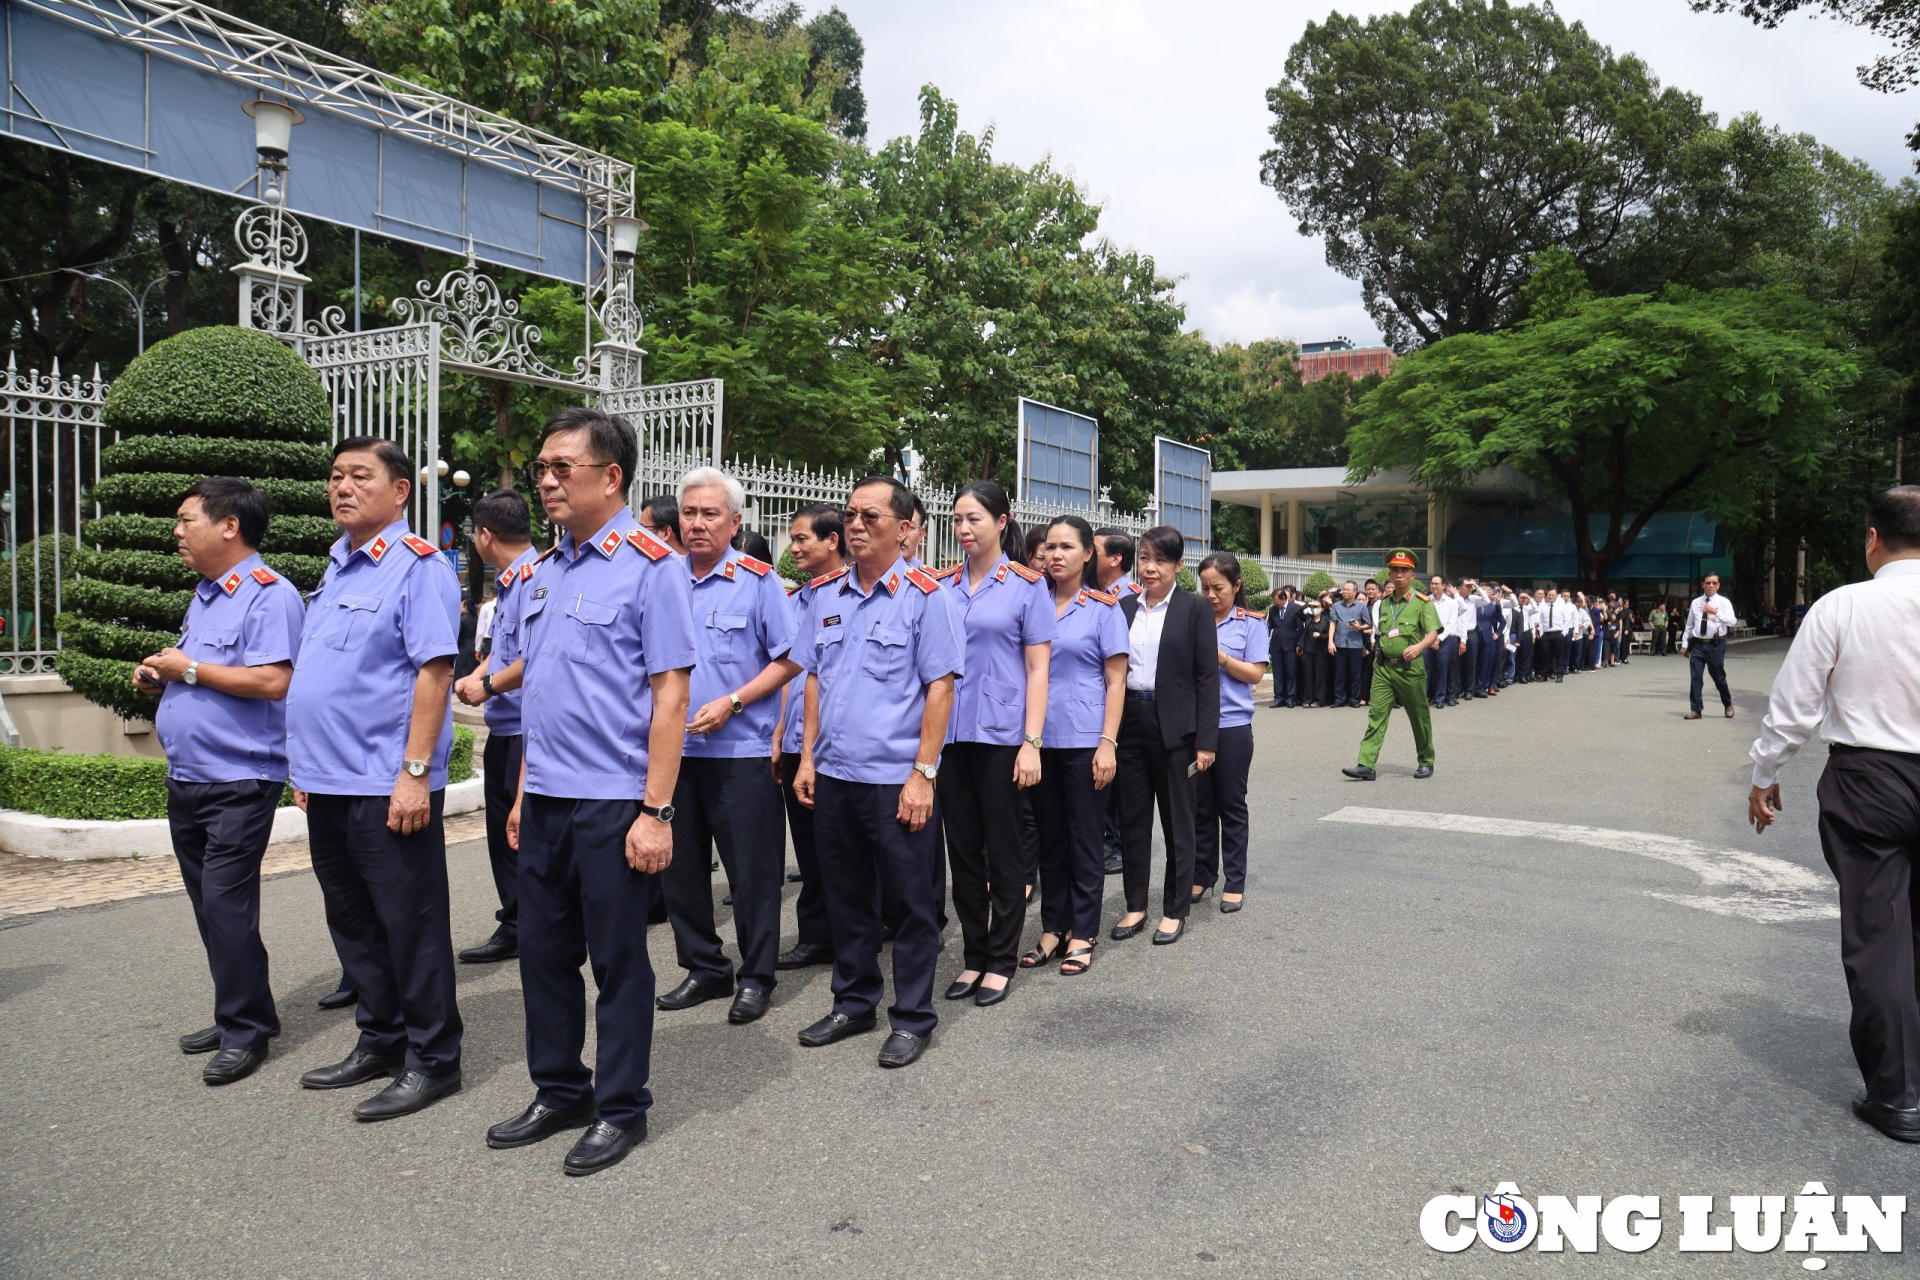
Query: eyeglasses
528 460 610 484
840 508 896 526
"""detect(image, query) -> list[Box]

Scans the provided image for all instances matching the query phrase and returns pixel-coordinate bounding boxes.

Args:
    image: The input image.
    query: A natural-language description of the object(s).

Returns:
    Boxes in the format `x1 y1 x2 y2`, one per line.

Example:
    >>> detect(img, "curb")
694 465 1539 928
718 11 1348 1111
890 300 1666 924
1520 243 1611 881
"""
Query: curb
0 777 486 862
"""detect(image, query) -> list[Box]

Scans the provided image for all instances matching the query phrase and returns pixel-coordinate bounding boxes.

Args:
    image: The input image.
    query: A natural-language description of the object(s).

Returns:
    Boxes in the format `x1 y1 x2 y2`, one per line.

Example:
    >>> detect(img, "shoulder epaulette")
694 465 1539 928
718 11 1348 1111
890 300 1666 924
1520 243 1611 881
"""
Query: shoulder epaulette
932 563 963 581
906 567 941 595
1008 561 1043 583
1085 588 1118 606
626 527 672 561
787 582 802 597
401 534 438 557
1125 581 1144 595
534 544 561 564
496 567 516 589
809 567 849 590
250 566 279 586
734 554 772 577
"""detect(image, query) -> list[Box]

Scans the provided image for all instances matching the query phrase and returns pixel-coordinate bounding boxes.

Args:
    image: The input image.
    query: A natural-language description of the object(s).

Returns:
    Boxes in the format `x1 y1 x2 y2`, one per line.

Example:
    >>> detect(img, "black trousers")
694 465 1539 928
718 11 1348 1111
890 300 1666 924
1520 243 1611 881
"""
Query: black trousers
1117 696 1198 920
1541 631 1568 678
1271 644 1299 704
1425 644 1456 703
939 742 1032 978
481 732 523 935
1030 746 1106 941
779 754 830 950
1463 632 1481 695
1194 724 1254 895
1689 637 1732 712
1514 633 1534 682
1333 646 1365 706
1818 746 1920 1108
519 794 655 1128
307 791 462 1076
663 756 786 992
167 778 280 1052
813 774 939 1036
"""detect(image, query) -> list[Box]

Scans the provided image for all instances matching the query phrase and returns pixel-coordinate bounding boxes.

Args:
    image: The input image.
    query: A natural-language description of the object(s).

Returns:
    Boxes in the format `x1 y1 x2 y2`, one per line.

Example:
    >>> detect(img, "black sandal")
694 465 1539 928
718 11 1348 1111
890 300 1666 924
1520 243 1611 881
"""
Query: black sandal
1059 944 1094 976
1019 934 1064 968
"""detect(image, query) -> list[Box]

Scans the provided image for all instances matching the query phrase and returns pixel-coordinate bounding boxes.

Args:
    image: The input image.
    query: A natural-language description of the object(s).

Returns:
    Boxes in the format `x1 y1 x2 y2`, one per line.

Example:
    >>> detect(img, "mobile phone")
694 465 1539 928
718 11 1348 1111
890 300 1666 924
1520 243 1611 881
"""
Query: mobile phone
1186 760 1198 778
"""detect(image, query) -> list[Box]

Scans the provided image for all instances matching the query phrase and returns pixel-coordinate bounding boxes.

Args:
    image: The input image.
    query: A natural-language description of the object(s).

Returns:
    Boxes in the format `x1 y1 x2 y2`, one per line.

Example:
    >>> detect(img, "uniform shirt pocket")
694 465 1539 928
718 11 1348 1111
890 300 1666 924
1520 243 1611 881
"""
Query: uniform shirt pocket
813 627 846 683
1070 695 1105 735
706 611 750 662
861 623 908 680
328 593 383 651
196 627 242 658
982 674 1024 736
567 597 620 666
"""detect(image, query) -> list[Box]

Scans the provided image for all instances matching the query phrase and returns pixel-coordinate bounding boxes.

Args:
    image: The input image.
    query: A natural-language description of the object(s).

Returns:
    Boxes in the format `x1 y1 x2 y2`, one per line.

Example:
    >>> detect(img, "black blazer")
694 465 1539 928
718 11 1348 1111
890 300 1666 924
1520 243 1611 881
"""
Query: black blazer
1120 587 1221 753
1269 599 1304 648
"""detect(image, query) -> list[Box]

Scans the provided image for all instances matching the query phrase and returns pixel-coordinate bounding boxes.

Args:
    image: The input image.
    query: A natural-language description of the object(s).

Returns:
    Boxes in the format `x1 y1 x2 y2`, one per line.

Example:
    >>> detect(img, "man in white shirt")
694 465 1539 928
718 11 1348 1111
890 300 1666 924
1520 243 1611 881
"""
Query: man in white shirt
1538 585 1573 683
1748 486 1920 1143
1423 577 1459 709
1680 573 1739 719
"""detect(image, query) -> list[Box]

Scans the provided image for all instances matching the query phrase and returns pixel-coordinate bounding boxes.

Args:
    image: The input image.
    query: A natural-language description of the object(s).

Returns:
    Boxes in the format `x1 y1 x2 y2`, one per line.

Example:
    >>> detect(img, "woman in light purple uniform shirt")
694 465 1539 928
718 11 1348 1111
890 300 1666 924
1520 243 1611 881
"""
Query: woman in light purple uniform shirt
1193 552 1268 913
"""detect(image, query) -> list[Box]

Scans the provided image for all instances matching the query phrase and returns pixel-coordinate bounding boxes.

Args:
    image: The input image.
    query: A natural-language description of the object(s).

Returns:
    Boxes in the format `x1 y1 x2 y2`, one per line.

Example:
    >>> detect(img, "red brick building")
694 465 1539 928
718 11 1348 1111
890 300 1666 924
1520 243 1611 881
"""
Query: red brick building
1297 339 1396 383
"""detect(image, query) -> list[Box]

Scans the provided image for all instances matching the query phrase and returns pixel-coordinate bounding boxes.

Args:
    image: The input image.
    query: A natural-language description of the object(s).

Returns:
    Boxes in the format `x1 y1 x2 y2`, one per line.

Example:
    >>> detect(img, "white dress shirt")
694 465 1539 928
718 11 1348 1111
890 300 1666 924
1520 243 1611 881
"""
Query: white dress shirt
1127 590 1173 691
1750 559 1920 787
1438 594 1469 640
1681 593 1739 647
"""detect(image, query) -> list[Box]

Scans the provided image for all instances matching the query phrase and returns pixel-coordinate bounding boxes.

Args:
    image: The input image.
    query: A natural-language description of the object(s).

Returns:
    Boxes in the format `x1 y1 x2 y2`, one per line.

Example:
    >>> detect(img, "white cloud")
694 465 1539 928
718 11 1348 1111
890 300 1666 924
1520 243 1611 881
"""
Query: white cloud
830 0 1915 346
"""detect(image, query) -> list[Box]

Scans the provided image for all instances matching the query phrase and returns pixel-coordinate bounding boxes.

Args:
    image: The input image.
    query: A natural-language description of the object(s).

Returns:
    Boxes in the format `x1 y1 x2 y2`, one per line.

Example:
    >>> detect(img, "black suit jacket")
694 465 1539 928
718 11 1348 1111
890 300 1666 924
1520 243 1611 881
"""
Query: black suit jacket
1120 587 1221 753
1268 599 1304 649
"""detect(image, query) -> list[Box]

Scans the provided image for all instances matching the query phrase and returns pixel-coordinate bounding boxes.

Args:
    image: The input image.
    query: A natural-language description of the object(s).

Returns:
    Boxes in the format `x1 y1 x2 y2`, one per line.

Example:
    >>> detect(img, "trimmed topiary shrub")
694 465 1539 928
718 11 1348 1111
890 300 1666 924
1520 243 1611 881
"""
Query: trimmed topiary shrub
57 325 333 719
1303 569 1336 597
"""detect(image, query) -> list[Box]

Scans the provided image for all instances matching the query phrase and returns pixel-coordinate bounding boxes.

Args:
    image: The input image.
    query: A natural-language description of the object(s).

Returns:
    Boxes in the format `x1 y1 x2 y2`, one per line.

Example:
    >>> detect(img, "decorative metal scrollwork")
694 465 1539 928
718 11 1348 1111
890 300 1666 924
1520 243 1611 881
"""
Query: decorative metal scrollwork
234 202 309 274
393 253 586 386
232 196 311 337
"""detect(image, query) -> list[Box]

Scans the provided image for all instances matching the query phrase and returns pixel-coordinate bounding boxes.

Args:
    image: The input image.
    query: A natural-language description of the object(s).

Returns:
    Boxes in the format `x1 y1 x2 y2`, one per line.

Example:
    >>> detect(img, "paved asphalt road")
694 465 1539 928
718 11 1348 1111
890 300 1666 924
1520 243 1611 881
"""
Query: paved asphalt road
1 640 1909 1276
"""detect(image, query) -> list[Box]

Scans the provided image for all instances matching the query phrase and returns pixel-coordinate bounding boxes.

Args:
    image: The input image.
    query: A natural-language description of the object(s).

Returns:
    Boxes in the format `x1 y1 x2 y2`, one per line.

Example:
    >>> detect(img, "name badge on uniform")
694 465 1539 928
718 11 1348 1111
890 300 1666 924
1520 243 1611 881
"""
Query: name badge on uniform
533 587 549 599
1387 628 1401 638
823 615 841 627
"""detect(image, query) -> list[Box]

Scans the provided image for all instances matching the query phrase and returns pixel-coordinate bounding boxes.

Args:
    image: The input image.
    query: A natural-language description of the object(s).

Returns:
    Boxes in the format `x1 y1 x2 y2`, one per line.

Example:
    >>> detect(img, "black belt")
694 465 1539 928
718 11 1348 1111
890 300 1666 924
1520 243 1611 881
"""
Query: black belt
1126 689 1156 702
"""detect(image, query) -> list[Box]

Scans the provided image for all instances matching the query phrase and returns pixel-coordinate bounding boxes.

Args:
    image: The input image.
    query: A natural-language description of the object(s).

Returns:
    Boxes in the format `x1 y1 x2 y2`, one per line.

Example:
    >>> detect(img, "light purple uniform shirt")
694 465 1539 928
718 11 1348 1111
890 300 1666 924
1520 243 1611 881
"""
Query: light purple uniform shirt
1216 609 1270 729
158 551 305 783
482 545 541 737
683 546 795 758
1040 585 1129 749
941 555 1056 746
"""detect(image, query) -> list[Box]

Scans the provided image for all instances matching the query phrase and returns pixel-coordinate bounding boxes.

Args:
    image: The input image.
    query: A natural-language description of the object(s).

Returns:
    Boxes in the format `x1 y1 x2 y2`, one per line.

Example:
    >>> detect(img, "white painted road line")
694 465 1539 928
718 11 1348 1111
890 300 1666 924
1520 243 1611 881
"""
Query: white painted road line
1319 806 1838 924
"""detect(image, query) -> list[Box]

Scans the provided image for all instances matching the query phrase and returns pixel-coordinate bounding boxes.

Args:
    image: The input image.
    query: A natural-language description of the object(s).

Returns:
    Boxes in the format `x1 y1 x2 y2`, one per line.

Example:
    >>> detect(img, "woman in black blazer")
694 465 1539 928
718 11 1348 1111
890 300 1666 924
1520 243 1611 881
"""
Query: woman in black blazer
1112 526 1220 946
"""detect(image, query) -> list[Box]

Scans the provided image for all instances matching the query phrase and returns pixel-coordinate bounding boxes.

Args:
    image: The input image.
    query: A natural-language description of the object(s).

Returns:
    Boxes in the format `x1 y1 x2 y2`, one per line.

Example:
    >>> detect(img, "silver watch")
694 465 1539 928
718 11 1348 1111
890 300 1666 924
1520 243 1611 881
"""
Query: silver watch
913 762 939 782
183 661 200 687
404 758 429 778
1023 734 1044 750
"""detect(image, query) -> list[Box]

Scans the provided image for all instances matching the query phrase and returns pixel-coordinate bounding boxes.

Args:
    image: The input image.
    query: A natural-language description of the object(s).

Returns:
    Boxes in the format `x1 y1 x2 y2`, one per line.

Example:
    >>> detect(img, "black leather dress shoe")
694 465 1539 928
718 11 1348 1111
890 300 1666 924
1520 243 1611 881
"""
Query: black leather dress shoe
1342 765 1377 781
1152 918 1186 945
728 986 770 1024
179 1026 222 1055
656 973 734 1011
564 1118 645 1176
1414 764 1434 779
1853 1092 1920 1142
317 985 359 1011
1219 897 1244 914
776 942 833 970
944 974 982 1001
203 1046 266 1085
1103 850 1124 875
487 1099 597 1149
974 981 1010 1007
788 869 804 882
798 1011 877 1047
300 1049 402 1090
1110 917 1148 941
458 927 518 964
877 1030 928 1068
353 1069 461 1121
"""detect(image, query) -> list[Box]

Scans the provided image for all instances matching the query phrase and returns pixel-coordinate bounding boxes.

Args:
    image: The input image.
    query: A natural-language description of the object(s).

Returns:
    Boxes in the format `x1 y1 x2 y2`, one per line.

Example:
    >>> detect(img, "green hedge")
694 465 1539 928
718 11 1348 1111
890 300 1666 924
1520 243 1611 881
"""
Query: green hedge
88 473 331 519
101 326 331 441
0 725 477 822
101 436 334 478
1303 569 1335 597
54 615 178 664
50 648 153 722
85 512 339 556
64 578 194 631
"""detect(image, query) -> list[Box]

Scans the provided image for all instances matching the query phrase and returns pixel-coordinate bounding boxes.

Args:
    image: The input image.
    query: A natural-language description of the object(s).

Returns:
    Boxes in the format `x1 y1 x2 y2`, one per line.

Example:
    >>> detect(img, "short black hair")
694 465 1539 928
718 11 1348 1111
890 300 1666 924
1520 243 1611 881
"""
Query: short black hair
1094 527 1134 575
182 476 269 548
331 436 411 485
793 501 844 555
641 492 681 541
1139 525 1185 566
849 475 915 521
471 488 531 542
1866 485 1920 552
732 529 773 561
908 492 927 524
539 406 637 491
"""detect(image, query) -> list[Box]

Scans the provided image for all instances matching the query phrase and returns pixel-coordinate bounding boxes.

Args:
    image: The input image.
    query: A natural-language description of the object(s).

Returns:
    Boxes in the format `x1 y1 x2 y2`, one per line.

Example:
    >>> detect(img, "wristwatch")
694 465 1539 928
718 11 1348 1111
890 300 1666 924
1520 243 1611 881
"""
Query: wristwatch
728 692 745 715
913 762 939 782
481 673 495 699
1023 734 1044 750
404 758 429 778
639 801 676 824
183 661 200 687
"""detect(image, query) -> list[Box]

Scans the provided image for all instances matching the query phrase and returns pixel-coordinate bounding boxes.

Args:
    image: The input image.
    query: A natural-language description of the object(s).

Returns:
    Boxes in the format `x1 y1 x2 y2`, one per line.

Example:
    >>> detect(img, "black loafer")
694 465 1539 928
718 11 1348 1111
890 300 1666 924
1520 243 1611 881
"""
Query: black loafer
728 986 770 1024
776 942 833 970
877 1030 928 1068
944 974 982 1001
487 1099 597 1149
1342 765 1377 781
1152 919 1186 945
564 1118 645 1176
1110 918 1148 941
655 973 734 1011
203 1046 266 1085
974 981 1010 1008
317 985 358 1011
1219 897 1244 914
1103 850 1124 875
1414 764 1434 779
353 1069 462 1121
179 1026 222 1055
300 1049 403 1090
458 927 518 964
797 1011 877 1047
1853 1092 1920 1142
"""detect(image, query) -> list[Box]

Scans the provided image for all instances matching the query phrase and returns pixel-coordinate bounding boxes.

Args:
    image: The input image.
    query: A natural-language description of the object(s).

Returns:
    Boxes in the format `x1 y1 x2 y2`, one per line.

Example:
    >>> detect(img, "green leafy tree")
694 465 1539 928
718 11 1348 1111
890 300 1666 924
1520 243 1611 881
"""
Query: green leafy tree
1348 286 1862 585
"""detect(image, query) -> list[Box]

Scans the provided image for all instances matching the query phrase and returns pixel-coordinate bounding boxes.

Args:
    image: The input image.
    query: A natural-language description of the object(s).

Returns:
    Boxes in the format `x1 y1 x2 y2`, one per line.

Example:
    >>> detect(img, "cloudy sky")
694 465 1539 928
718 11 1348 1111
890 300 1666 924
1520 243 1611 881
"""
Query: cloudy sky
828 0 1915 348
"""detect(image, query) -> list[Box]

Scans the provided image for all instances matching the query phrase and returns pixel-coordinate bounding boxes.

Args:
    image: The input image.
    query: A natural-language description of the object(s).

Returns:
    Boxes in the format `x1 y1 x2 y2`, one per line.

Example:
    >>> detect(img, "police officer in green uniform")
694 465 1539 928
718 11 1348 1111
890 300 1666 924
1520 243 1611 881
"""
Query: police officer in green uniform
1344 548 1441 781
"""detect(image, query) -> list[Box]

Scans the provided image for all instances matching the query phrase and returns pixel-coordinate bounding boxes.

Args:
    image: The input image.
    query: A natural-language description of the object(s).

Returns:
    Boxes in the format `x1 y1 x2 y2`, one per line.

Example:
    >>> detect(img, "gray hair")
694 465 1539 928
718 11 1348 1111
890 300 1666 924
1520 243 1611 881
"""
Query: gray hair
677 466 745 516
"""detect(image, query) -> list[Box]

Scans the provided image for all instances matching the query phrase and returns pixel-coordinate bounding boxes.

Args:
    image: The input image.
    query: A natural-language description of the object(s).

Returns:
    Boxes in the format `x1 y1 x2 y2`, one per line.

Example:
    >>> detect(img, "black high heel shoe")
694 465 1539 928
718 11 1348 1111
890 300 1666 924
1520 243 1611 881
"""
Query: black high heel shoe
944 973 983 1001
1152 918 1186 946
1110 916 1148 941
1190 886 1211 905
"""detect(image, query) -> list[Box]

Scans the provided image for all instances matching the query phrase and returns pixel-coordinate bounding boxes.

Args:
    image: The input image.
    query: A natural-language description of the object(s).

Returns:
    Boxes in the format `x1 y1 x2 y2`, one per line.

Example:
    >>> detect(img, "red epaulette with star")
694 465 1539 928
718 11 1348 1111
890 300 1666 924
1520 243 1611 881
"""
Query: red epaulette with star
734 554 772 577
519 561 535 581
1125 581 1144 595
534 545 560 564
220 571 243 596
496 567 516 589
906 567 941 595
401 534 438 557
250 566 279 586
932 564 963 581
1084 588 1118 606
626 528 671 561
809 567 848 590
1008 561 1043 583
1235 606 1261 620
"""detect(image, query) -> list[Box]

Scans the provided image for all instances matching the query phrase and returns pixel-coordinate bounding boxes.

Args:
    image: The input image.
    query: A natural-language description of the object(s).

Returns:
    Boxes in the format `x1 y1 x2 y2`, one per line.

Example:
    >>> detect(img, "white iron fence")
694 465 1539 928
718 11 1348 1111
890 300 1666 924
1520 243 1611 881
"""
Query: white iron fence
300 321 442 536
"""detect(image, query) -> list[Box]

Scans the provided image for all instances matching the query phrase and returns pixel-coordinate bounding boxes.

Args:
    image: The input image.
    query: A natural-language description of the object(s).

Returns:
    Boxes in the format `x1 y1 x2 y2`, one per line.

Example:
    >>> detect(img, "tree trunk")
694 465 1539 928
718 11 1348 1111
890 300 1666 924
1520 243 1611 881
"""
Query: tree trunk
492 382 516 492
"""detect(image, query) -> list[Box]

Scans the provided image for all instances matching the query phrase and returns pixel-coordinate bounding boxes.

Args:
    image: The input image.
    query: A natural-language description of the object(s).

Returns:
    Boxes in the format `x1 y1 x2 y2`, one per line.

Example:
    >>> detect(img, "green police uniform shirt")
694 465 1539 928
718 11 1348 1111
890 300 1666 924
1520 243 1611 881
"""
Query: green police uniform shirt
1373 592 1440 661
